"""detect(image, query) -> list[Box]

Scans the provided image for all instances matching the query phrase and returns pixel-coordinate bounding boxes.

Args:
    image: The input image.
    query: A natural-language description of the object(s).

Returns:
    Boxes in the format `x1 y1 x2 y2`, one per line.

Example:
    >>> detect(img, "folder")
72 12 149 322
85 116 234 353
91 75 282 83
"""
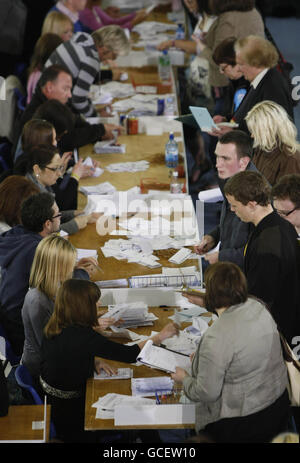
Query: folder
175 114 199 129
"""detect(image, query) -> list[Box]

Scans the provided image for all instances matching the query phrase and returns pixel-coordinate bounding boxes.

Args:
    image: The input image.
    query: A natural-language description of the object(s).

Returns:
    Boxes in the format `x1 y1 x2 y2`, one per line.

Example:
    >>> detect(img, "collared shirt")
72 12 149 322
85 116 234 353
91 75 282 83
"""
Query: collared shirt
251 68 269 89
56 1 79 24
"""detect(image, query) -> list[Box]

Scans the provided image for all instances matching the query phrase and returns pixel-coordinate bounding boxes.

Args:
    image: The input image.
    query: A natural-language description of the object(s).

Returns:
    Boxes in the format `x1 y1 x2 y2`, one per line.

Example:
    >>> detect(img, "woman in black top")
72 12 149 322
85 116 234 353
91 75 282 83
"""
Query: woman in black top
40 279 178 443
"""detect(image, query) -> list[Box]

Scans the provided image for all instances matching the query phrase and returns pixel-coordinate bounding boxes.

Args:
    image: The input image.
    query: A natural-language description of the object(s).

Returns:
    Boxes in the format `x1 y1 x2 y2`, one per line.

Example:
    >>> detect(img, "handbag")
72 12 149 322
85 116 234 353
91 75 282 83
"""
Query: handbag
279 333 300 407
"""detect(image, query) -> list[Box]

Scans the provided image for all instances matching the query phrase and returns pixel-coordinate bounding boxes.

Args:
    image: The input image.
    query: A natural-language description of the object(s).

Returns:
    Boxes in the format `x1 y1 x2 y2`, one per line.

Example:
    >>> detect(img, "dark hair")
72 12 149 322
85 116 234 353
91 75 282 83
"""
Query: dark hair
213 37 237 65
0 176 40 226
28 33 63 76
218 130 253 159
15 144 59 175
271 174 300 207
210 0 255 15
44 279 100 338
204 261 248 312
33 99 75 139
21 119 54 151
224 171 271 206
21 192 55 232
38 64 72 89
196 0 212 15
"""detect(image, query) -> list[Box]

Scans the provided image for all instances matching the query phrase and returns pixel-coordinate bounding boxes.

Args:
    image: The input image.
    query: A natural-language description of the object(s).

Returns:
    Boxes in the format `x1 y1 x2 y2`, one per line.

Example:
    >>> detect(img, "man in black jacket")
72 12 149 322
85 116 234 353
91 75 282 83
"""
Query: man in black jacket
12 64 120 158
195 130 257 269
224 170 300 346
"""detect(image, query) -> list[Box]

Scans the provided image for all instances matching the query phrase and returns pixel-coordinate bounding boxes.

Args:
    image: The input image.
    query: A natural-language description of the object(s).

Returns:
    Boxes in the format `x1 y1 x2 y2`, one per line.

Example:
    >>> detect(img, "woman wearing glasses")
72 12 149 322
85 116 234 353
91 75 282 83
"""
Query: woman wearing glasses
245 100 300 186
15 144 98 235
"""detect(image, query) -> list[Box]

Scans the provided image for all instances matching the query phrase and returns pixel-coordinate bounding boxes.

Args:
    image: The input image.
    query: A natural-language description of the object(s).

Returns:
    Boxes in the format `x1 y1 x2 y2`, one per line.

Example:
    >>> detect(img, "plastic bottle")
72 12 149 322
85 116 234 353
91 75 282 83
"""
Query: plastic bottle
164 96 175 116
175 23 185 40
170 170 181 193
158 50 171 84
165 132 178 168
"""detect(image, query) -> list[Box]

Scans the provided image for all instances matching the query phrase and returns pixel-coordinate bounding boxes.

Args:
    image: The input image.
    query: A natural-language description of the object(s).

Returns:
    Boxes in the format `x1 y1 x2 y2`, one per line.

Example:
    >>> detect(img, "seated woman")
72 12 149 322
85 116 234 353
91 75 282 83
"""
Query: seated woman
245 100 300 186
0 176 39 234
172 261 290 443
41 11 74 42
79 0 149 31
40 278 178 442
17 116 95 211
14 144 99 235
26 33 63 104
22 234 102 384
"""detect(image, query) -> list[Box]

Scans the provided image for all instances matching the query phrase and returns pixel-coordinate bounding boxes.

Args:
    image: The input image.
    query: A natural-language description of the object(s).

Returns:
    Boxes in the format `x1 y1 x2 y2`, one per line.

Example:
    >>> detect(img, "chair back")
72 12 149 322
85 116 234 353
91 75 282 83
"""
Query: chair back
14 364 42 405
0 323 21 368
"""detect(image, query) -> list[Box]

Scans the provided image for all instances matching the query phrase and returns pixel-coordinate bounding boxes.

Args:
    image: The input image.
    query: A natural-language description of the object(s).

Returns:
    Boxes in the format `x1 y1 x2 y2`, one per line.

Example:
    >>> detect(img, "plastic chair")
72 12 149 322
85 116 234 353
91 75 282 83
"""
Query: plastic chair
13 87 26 112
0 323 21 369
15 364 56 439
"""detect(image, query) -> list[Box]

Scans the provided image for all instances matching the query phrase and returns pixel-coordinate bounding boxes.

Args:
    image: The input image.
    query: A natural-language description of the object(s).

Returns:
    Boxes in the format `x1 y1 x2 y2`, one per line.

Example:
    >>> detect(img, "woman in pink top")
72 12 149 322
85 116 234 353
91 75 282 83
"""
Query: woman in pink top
79 0 149 31
26 33 63 104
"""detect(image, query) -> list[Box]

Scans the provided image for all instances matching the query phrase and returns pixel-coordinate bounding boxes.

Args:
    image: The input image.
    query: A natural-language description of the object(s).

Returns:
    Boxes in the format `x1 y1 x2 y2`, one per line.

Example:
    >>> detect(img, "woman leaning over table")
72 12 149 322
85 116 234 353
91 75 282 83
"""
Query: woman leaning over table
172 261 290 443
40 278 178 443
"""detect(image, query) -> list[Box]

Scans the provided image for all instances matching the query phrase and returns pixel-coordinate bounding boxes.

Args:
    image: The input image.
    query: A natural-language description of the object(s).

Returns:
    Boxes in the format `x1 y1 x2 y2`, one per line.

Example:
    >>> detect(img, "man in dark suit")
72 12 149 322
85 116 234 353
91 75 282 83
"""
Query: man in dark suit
232 35 294 132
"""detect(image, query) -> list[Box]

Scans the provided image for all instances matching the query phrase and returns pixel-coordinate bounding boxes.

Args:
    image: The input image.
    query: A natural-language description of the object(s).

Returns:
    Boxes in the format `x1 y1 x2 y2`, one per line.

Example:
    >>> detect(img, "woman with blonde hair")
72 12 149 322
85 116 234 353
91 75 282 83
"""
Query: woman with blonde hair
21 234 94 381
245 100 300 185
41 11 74 42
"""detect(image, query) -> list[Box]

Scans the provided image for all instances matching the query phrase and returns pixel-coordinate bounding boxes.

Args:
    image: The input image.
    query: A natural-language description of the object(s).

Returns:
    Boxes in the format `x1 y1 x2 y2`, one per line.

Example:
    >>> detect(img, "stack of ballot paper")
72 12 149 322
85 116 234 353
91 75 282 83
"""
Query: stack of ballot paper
94 368 133 380
100 302 158 328
131 376 174 397
92 393 155 420
162 330 200 356
105 160 149 173
79 182 116 196
168 248 193 264
82 157 104 177
94 140 126 154
185 316 210 336
137 340 191 373
101 238 162 268
99 81 135 99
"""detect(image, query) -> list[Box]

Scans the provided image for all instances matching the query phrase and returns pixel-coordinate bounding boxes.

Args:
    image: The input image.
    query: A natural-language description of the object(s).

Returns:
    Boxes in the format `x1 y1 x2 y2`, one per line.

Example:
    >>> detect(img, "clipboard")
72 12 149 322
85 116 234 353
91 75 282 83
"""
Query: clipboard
175 114 199 129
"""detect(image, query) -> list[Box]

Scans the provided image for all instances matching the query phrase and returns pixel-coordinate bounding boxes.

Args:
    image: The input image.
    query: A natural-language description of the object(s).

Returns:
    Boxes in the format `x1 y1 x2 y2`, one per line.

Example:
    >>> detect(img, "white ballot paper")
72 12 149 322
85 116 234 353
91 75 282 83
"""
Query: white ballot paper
131 376 174 397
82 156 104 177
137 340 191 373
94 368 133 380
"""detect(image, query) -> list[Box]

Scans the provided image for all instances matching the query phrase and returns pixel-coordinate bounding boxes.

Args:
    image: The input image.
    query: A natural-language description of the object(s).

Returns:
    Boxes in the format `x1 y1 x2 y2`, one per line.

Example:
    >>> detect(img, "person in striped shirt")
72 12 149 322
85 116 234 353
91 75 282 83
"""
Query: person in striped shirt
45 25 130 118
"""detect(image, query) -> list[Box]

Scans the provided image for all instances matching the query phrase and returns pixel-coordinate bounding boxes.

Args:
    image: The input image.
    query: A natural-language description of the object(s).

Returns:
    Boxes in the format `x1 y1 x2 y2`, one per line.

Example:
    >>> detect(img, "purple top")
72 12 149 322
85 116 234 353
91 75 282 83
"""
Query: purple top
79 6 136 31
26 70 42 104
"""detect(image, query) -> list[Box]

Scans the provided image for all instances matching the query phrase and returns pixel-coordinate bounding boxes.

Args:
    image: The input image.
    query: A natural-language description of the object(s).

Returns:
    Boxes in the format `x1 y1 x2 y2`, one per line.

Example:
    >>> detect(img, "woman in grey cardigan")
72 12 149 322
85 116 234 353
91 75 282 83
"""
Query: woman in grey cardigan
174 262 290 443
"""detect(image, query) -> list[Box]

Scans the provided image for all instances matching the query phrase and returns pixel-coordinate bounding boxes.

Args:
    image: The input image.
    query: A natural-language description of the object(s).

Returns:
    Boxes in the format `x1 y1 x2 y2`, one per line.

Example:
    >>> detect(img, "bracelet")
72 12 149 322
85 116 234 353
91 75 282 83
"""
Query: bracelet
71 172 80 182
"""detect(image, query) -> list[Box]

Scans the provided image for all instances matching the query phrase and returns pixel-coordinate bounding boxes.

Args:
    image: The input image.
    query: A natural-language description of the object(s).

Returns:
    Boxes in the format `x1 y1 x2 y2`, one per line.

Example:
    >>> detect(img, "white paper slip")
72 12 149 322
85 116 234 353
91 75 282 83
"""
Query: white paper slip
135 85 157 94
189 106 219 133
82 156 104 177
94 368 133 380
168 248 192 264
76 248 98 260
79 182 116 196
137 340 191 373
94 141 126 154
131 376 174 397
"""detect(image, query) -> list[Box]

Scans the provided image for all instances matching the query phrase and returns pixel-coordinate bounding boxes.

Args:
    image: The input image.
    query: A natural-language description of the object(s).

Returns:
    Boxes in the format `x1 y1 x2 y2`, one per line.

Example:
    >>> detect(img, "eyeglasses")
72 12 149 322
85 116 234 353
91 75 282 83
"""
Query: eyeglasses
45 165 64 173
51 213 62 221
274 206 299 217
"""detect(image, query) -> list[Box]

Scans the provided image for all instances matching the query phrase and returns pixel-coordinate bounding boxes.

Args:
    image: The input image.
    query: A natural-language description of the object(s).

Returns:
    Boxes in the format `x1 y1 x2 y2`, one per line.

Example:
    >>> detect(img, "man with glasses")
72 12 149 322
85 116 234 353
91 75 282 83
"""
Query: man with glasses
0 193 90 356
45 25 130 118
272 174 300 236
224 170 300 347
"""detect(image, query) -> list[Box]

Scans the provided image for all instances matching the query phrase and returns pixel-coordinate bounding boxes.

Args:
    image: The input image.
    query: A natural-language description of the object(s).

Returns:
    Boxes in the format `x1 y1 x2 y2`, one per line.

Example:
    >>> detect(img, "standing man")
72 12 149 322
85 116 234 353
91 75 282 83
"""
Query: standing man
271 174 300 236
195 130 257 268
224 170 300 346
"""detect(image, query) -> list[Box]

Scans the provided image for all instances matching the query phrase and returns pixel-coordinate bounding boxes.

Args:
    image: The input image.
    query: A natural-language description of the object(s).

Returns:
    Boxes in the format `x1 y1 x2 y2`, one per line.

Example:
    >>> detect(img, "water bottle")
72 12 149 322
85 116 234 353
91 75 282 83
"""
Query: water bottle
164 96 175 116
165 132 178 168
175 23 185 40
158 50 171 84
170 170 181 193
